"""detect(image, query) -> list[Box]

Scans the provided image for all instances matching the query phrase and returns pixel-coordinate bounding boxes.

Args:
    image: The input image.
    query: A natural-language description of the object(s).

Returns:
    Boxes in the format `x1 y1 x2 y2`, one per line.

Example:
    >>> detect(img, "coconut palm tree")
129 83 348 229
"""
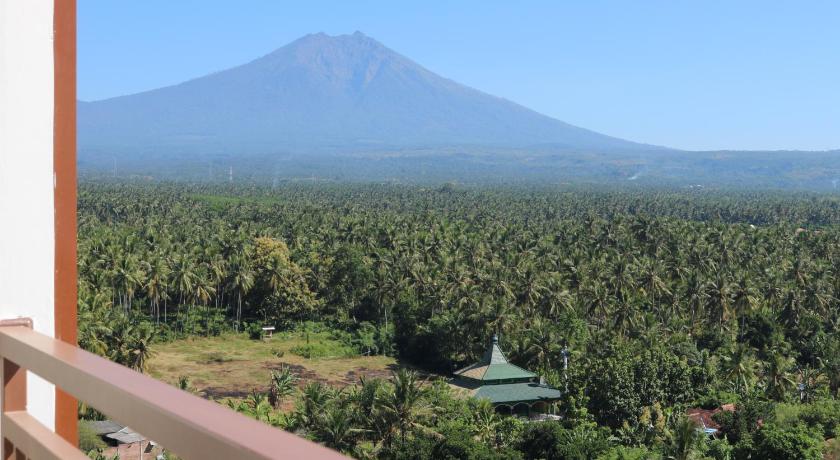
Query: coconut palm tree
229 255 255 330
722 344 760 394
764 352 797 401
377 370 428 447
665 416 704 460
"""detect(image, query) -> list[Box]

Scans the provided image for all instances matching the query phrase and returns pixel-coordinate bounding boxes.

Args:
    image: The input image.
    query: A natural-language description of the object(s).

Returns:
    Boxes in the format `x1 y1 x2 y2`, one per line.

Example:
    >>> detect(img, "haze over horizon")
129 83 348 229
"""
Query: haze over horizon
79 31 658 157
80 0 840 151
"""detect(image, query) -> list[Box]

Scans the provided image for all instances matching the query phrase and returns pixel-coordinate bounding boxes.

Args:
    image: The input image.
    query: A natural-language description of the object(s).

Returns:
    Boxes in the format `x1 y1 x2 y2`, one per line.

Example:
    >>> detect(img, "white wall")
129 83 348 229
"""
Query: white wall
0 0 57 430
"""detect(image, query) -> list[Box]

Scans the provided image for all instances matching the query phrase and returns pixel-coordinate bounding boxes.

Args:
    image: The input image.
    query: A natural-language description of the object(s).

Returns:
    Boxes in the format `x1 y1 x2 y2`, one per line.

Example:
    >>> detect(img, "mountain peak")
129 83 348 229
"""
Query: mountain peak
265 31 394 64
288 31 382 49
79 32 650 155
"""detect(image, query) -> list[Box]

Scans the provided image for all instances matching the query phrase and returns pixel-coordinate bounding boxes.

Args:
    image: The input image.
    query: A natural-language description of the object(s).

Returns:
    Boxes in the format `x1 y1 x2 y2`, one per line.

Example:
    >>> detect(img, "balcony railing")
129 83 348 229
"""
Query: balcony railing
0 319 349 459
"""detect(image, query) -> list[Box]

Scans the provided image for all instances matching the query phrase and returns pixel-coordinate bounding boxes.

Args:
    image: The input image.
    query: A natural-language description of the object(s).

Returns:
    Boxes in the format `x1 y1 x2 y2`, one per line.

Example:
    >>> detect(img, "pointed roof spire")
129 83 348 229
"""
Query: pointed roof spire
453 334 536 381
484 334 508 365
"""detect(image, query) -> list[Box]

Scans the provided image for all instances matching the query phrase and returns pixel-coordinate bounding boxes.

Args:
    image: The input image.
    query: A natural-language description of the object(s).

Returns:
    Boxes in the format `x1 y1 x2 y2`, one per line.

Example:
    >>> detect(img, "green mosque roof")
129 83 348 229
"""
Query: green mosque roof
453 335 537 381
450 335 562 405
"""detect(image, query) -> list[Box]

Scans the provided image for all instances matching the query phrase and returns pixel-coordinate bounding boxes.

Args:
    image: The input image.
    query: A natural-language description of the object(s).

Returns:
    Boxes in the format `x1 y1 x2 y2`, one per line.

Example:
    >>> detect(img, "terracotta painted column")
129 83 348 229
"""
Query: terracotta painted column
53 0 79 446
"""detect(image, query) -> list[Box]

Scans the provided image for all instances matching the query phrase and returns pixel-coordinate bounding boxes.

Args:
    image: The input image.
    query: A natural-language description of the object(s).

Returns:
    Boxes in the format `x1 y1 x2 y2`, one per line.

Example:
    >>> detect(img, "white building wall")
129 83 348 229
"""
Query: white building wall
0 0 57 430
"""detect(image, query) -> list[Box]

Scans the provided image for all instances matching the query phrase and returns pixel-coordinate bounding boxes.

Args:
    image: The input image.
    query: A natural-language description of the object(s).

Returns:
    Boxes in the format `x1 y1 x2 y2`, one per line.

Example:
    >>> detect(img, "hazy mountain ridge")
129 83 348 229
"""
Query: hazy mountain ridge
78 32 657 153
78 32 840 189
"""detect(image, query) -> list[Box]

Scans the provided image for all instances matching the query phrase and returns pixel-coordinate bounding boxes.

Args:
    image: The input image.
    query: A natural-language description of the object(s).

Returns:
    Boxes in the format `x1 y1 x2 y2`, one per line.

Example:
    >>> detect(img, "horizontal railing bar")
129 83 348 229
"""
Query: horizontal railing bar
2 411 89 460
0 326 348 460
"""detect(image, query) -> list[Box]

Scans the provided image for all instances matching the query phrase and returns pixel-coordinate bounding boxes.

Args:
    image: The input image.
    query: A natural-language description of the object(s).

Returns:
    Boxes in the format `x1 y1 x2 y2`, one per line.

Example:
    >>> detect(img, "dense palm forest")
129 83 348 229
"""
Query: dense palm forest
78 182 840 459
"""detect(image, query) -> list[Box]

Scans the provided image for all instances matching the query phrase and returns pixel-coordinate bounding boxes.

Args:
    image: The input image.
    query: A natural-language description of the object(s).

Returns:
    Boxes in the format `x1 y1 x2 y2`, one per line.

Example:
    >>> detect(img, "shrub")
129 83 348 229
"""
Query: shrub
431 428 522 460
177 375 191 391
289 330 358 359
578 343 697 428
714 392 770 445
78 421 107 452
596 446 658 460
810 402 834 427
694 389 739 409
751 423 823 460
246 323 263 340
518 421 565 459
705 438 734 460
518 422 610 460
773 400 840 438
175 307 229 337
394 427 522 460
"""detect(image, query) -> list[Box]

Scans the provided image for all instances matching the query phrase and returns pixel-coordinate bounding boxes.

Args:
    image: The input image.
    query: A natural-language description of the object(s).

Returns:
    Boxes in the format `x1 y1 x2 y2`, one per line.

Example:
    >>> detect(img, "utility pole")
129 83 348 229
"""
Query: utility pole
561 345 569 393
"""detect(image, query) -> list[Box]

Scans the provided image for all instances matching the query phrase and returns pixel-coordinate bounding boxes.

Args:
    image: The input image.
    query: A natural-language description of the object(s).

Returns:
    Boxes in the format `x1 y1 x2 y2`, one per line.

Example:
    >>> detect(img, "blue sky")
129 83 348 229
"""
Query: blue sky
79 1 840 151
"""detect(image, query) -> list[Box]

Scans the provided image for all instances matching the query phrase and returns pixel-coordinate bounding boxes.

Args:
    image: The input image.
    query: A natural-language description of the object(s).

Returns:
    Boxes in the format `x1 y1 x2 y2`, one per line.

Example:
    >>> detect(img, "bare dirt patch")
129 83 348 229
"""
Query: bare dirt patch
147 332 401 403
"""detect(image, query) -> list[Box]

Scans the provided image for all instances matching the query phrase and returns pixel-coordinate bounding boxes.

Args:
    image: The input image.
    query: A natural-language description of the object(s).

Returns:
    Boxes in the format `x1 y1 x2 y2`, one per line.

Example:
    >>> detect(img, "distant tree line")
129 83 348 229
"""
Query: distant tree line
77 182 840 459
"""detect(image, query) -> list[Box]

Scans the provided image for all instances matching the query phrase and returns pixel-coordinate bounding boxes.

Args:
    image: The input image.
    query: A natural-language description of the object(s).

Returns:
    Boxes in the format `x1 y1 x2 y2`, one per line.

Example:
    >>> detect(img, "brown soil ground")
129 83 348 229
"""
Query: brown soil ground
147 332 400 404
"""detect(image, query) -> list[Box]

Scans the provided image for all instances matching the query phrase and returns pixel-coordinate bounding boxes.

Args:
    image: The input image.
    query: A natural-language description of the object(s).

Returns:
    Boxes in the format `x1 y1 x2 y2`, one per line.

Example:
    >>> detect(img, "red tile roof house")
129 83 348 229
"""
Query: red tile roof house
686 404 736 436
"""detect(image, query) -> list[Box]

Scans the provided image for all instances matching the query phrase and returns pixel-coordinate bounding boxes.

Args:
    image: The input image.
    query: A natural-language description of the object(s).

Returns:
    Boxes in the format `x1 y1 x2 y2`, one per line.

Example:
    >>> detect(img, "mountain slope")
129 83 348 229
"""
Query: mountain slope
78 32 657 155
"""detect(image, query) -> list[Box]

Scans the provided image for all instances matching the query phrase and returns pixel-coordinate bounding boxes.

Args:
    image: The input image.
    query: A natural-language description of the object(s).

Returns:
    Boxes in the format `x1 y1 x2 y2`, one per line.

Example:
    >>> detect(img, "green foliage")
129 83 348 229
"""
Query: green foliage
577 344 697 428
663 417 704 460
225 390 287 427
518 421 611 460
288 327 359 359
177 375 191 391
750 423 823 460
596 446 659 460
246 322 264 340
430 427 523 460
78 298 155 372
693 389 738 410
268 366 299 408
773 399 840 439
704 438 734 460
78 421 107 452
85 450 120 460
714 392 771 445
174 307 229 336
77 182 840 459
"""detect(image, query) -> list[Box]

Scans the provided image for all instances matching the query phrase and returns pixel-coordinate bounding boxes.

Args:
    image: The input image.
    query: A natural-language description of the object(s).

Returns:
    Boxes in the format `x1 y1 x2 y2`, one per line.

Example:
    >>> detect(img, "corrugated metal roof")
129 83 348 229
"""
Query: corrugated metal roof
483 363 537 380
473 382 563 404
453 335 537 381
87 420 125 436
105 427 146 445
485 340 508 365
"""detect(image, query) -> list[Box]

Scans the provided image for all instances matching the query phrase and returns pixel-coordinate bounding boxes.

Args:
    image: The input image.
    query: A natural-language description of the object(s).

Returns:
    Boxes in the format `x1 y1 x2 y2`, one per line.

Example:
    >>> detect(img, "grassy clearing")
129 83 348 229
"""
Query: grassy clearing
147 331 398 400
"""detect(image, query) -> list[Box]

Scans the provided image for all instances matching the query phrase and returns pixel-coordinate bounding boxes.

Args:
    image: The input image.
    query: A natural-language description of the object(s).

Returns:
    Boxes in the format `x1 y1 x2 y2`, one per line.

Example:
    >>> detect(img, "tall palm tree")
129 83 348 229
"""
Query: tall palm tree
229 256 255 330
145 254 170 324
192 271 216 308
524 318 561 374
666 416 703 460
470 399 500 446
764 352 797 401
170 254 197 308
378 370 428 447
722 344 759 394
113 255 144 311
